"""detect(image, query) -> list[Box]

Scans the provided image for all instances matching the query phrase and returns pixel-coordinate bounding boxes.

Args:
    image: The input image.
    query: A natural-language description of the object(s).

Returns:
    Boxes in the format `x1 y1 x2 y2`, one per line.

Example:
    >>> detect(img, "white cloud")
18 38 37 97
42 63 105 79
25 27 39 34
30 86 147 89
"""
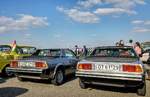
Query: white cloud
77 0 146 9
131 20 144 24
131 19 150 25
57 7 99 23
105 0 146 9
57 0 146 23
77 0 102 8
0 14 48 33
132 28 150 33
131 19 150 33
144 21 150 25
94 8 136 15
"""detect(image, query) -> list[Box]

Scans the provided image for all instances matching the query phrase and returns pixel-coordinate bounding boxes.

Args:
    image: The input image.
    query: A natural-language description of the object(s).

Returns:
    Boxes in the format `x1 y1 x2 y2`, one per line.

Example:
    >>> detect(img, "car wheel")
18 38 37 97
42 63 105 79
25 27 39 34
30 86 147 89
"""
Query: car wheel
2 66 13 77
51 69 64 85
137 83 146 96
5 67 14 77
79 78 87 89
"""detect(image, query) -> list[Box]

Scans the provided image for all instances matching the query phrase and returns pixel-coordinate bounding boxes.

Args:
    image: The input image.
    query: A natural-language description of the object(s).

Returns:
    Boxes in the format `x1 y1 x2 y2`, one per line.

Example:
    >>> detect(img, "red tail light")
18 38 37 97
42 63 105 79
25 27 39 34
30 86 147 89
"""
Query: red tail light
78 63 92 70
10 60 18 68
35 61 47 69
123 64 143 73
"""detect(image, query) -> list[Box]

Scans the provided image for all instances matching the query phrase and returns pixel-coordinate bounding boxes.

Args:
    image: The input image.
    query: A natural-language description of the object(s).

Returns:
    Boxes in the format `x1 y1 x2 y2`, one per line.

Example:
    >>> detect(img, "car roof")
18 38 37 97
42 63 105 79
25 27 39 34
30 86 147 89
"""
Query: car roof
18 46 36 48
0 45 11 47
36 48 71 50
94 46 133 49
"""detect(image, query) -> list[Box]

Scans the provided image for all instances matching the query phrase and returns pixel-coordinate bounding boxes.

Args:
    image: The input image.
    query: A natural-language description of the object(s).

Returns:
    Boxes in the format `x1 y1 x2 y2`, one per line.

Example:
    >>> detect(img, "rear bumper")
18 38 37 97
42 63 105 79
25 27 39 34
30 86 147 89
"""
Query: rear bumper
76 71 145 87
76 71 143 81
6 67 49 79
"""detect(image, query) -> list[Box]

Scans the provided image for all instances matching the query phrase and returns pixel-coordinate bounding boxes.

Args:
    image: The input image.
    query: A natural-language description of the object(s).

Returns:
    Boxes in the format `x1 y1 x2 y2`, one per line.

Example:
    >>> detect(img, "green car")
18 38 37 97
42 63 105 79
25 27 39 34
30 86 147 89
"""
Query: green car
0 44 36 76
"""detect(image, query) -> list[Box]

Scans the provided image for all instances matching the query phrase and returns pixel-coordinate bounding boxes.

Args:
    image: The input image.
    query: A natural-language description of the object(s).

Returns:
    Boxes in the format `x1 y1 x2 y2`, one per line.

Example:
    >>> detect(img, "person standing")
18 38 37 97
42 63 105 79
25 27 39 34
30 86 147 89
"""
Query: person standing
129 39 133 46
126 39 133 46
119 40 124 47
74 45 79 56
116 42 119 46
82 45 88 57
134 42 142 57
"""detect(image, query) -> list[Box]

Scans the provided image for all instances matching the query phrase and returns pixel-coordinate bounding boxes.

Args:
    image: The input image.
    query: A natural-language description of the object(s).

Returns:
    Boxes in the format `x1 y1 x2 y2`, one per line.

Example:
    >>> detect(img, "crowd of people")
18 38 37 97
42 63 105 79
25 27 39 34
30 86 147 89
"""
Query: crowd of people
116 40 143 57
74 40 143 58
74 45 88 57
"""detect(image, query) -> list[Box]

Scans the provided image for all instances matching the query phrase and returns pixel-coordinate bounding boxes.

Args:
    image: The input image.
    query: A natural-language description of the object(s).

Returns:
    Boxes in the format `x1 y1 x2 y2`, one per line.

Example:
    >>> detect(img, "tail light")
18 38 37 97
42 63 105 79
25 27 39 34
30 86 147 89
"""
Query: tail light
123 64 143 73
35 61 47 69
10 60 18 68
78 63 92 70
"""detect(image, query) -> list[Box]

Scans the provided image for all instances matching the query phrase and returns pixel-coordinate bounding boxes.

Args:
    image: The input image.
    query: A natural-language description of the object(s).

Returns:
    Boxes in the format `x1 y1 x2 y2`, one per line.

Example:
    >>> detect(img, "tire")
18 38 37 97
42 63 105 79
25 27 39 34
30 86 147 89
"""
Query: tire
137 83 146 96
79 78 87 89
2 66 13 77
51 69 64 85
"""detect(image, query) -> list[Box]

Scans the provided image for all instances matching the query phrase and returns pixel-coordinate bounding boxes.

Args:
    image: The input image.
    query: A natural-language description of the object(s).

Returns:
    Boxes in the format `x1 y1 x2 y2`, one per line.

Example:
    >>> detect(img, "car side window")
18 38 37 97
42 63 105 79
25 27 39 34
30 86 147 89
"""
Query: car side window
64 50 76 58
38 50 51 56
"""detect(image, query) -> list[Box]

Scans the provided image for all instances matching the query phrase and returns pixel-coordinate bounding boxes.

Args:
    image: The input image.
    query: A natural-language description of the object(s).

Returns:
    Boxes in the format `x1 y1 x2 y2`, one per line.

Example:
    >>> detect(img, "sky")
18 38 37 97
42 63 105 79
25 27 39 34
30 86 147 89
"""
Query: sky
0 0 150 48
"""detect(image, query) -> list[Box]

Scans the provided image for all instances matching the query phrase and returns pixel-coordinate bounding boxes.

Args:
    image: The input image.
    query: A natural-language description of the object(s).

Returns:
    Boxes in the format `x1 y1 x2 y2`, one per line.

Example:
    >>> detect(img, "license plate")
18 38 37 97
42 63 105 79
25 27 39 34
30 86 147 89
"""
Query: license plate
18 62 35 68
95 63 122 72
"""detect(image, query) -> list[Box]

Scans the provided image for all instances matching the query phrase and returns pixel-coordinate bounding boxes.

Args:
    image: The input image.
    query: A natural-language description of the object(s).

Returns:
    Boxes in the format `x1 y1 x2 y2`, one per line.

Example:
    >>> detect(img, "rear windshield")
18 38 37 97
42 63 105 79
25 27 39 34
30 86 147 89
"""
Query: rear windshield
17 47 36 54
32 49 61 57
91 47 138 58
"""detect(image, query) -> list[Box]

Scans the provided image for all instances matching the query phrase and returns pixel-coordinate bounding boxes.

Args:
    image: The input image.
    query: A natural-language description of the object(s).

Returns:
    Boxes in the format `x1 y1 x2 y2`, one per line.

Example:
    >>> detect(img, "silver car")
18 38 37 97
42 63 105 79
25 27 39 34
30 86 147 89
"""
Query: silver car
76 46 146 96
141 48 150 64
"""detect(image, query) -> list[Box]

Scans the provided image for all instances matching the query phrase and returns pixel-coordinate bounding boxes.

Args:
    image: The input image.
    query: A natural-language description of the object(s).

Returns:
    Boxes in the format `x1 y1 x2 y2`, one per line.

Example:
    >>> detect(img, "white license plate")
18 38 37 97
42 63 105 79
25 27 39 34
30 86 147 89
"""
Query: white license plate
18 62 35 68
95 63 122 72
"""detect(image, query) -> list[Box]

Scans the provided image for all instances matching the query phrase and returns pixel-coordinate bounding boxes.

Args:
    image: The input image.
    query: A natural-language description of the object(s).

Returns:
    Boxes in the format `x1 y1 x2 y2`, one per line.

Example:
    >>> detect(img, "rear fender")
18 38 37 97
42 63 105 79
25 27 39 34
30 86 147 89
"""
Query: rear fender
52 63 64 79
0 62 10 73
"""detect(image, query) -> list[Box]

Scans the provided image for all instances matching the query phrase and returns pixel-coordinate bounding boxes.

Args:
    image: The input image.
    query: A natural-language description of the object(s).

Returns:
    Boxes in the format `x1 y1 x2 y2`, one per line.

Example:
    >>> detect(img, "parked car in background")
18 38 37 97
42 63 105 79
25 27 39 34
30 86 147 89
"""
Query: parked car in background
76 46 146 96
0 44 36 76
141 42 150 64
7 49 79 85
141 47 150 64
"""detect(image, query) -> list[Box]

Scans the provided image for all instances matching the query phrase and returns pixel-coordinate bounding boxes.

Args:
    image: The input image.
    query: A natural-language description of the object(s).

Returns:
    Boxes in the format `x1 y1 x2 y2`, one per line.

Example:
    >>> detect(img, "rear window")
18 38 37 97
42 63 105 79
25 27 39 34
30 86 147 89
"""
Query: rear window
32 49 61 57
91 47 138 58
17 47 36 54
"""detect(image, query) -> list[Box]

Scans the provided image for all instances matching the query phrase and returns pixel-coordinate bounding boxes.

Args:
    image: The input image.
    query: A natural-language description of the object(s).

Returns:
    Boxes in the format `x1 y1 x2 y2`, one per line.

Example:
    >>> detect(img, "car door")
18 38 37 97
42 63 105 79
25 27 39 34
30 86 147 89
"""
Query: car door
63 49 78 75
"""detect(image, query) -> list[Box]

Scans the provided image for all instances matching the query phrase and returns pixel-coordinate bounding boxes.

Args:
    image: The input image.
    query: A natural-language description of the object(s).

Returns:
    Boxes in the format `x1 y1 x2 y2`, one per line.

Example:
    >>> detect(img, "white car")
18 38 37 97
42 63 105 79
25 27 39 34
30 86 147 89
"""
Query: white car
141 48 150 64
76 46 146 96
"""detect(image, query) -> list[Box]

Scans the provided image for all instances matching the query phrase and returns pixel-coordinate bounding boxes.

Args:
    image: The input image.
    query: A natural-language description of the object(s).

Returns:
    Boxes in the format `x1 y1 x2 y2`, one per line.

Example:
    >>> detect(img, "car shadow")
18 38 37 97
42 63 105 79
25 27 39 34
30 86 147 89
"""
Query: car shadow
0 76 15 84
146 69 150 80
63 74 77 84
87 84 136 94
0 87 28 97
18 74 77 85
0 77 6 84
20 78 51 84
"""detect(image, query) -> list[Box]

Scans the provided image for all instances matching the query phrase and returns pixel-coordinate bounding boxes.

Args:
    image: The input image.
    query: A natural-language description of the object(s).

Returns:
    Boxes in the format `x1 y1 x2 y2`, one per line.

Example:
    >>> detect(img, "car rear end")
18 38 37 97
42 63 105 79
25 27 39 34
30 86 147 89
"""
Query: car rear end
77 61 145 85
76 46 146 96
7 59 49 80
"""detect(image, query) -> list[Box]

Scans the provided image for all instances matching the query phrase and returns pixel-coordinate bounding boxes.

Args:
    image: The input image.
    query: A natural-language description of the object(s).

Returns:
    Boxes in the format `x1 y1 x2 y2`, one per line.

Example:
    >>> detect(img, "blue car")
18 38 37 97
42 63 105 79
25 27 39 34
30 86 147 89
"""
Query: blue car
7 49 79 85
